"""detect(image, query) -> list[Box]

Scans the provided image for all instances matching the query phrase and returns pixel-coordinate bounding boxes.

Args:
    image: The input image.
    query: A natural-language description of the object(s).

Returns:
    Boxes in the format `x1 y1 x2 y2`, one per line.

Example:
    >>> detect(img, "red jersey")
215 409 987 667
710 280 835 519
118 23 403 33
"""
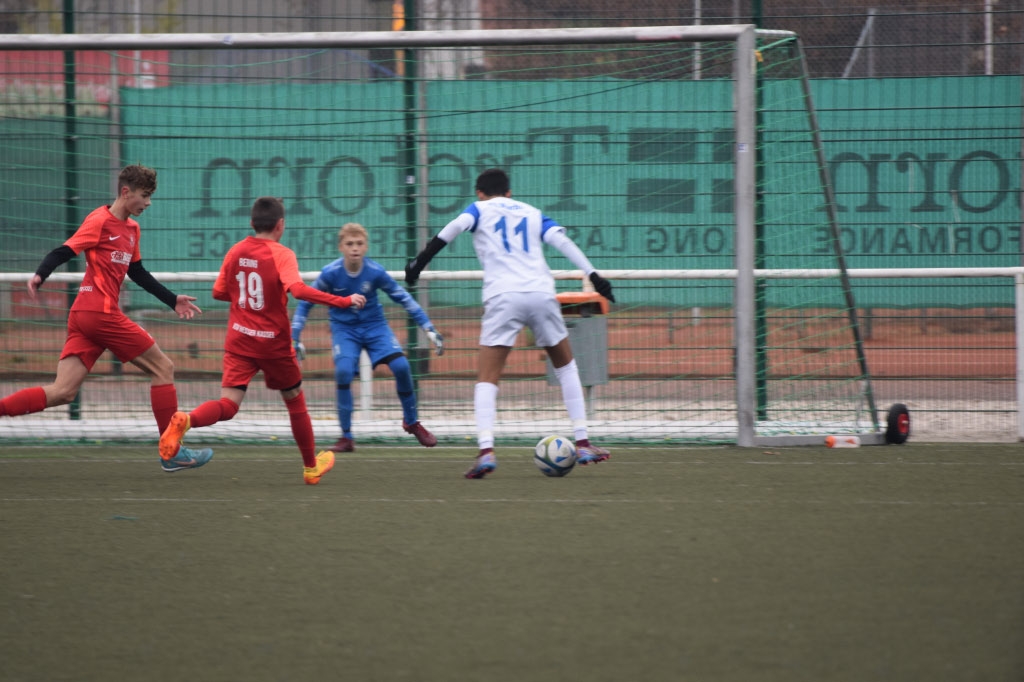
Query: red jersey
64 205 142 314
214 236 352 359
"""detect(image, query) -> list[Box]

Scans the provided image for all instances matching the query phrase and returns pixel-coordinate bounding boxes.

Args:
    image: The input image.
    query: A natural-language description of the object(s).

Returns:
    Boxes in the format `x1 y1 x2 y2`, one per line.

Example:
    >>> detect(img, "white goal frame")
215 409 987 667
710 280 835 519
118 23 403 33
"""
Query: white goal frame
2 25 914 447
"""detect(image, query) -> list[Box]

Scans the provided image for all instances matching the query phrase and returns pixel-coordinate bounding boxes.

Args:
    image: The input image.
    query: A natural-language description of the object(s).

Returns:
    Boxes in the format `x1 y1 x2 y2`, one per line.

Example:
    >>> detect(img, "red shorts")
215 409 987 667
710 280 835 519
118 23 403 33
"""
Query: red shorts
61 310 156 370
222 350 302 391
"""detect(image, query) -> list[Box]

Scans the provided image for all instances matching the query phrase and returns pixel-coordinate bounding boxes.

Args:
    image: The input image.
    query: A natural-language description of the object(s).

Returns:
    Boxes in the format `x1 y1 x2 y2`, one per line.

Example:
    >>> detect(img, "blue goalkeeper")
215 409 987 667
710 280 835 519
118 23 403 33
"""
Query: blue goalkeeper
291 222 443 453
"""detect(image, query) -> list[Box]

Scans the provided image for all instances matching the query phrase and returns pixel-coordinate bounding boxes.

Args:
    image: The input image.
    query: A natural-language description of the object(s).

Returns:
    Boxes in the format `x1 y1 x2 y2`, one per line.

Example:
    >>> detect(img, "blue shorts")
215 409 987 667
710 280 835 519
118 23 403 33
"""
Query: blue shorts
330 319 405 371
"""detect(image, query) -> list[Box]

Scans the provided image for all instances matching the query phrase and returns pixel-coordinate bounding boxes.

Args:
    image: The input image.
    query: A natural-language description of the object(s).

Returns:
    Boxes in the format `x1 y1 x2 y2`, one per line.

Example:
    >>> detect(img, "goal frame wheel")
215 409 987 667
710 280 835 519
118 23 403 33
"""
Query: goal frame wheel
885 403 911 444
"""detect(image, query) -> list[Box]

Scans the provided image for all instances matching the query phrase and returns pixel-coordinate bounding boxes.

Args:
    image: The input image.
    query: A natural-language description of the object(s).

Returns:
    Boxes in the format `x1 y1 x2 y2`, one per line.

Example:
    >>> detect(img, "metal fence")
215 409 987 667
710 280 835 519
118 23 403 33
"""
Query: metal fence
0 1 1021 443
2 1 1021 78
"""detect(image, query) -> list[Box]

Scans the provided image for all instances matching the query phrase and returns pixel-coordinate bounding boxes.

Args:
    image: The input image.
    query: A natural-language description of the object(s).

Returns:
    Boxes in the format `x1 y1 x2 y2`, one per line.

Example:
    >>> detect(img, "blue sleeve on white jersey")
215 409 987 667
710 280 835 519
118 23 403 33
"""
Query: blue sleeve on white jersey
464 203 481 232
539 215 563 240
439 208 478 242
376 268 432 328
544 228 595 274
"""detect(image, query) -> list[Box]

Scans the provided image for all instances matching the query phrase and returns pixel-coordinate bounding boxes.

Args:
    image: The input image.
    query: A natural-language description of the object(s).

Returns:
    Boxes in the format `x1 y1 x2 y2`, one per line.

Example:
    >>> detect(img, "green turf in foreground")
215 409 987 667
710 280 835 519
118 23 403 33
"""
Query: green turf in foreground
1 443 1022 682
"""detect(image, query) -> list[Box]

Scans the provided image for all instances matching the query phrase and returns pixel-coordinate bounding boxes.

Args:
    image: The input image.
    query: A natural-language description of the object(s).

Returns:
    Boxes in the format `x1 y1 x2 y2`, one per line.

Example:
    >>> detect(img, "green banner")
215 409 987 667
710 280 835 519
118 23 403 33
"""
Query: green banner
3 76 1018 309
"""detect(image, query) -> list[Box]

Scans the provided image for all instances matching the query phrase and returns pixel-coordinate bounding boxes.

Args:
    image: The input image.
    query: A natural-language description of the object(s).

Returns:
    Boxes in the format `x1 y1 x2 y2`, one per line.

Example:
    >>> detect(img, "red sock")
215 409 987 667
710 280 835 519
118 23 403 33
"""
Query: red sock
190 398 239 428
150 384 178 434
0 387 47 417
285 392 317 468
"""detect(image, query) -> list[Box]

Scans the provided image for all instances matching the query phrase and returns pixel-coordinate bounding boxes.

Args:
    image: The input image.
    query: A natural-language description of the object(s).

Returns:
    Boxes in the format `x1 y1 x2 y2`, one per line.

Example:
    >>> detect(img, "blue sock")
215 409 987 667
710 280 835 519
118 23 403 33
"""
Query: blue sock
389 356 417 424
335 384 353 437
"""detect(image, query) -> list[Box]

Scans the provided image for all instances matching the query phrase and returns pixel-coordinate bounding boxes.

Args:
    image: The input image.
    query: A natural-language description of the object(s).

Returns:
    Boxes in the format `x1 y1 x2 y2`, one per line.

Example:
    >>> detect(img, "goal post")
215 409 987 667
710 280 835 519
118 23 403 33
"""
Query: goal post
0 25 887 447
744 30 882 446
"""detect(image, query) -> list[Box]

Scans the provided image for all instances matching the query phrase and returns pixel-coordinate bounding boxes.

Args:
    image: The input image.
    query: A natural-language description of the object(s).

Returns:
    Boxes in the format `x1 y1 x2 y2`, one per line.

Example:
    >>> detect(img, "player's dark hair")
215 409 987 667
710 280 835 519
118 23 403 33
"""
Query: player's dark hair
475 168 510 197
251 196 285 232
118 164 157 194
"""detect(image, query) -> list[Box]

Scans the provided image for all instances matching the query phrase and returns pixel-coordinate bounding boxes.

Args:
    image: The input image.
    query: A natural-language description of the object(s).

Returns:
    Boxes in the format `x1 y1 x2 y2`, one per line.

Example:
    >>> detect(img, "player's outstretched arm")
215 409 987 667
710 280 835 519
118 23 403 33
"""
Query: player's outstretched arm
288 281 365 310
27 274 43 298
405 235 449 286
290 308 309 360
544 229 616 303
379 272 444 355
291 274 328 339
424 326 444 356
588 272 616 303
380 272 434 327
173 294 202 320
291 298 315 346
29 245 76 299
127 260 202 318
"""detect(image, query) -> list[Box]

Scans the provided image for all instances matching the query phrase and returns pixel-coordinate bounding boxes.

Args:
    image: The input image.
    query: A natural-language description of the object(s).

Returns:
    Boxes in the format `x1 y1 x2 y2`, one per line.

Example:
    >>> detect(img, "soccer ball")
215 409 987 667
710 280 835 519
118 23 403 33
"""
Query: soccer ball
534 435 577 477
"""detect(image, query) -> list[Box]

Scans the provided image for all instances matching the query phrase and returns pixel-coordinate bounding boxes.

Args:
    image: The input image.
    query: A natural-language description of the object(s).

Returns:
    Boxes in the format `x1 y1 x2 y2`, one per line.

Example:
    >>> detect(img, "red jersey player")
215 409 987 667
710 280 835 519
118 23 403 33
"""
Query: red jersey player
0 164 208 472
159 196 366 485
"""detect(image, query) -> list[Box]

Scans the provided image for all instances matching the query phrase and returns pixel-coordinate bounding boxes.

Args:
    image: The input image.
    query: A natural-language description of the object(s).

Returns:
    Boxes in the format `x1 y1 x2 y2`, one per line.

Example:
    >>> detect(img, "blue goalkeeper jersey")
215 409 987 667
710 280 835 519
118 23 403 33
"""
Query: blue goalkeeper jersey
291 256 432 337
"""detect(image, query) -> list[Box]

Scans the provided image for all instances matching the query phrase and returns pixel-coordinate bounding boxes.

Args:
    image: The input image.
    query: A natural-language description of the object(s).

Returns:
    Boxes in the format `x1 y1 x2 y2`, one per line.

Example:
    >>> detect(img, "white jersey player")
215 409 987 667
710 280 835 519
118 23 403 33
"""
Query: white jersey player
405 168 616 479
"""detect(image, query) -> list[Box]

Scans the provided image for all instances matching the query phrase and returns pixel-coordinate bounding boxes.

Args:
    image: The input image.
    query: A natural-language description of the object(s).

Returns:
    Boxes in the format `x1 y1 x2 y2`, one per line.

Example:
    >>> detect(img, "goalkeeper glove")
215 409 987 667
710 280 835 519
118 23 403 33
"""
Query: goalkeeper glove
424 327 444 356
589 272 616 303
293 339 306 361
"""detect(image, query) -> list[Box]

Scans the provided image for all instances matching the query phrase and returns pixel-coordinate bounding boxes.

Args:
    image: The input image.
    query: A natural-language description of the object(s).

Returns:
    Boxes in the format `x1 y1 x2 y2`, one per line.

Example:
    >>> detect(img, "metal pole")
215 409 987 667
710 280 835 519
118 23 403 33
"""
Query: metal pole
867 6 875 77
985 0 994 75
693 0 702 81
402 0 424 381
0 25 758 51
841 8 877 79
791 36 880 431
1016 273 1024 440
1018 78 1024 439
133 0 141 86
359 349 374 418
415 0 431 343
750 0 768 425
63 0 81 421
733 26 757 447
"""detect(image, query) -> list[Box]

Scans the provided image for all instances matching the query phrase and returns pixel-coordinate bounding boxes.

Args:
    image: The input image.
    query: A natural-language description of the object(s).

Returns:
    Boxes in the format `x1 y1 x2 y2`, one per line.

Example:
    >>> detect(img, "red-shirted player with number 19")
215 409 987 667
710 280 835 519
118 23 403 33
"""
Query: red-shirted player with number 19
158 196 366 485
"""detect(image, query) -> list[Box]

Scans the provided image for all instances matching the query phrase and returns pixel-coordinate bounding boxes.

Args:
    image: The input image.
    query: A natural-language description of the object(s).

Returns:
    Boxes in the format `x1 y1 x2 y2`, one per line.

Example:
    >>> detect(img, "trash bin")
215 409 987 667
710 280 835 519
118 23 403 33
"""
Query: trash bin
545 292 609 388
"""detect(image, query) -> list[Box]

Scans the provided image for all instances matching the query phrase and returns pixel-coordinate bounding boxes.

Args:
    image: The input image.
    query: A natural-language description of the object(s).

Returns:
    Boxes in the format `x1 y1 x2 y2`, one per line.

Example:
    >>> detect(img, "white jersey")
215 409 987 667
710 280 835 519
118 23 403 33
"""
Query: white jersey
439 197 574 302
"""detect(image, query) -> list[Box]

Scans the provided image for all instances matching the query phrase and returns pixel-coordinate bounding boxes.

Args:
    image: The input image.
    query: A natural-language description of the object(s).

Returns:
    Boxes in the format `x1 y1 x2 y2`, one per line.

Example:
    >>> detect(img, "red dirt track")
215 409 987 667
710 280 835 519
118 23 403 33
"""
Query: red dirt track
1 307 1013 381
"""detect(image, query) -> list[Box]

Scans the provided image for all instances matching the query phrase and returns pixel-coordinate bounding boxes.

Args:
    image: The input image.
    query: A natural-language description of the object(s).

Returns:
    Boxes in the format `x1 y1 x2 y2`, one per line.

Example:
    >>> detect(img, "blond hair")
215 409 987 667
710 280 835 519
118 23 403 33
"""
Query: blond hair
338 222 368 242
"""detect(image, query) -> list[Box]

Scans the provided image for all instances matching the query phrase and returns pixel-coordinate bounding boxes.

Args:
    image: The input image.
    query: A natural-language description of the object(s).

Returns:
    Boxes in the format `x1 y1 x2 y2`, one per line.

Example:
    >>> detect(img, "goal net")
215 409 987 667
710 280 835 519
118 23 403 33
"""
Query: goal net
0 26 881 446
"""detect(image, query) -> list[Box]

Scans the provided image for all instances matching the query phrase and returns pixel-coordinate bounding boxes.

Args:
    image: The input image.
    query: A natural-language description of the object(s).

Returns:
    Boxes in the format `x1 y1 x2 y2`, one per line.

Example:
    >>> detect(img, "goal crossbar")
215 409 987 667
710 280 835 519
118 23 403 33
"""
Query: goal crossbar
0 25 763 51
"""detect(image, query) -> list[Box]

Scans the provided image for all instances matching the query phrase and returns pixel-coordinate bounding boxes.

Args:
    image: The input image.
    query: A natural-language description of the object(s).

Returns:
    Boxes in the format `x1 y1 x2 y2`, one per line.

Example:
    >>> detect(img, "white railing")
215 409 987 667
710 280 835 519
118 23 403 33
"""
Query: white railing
1 267 1021 442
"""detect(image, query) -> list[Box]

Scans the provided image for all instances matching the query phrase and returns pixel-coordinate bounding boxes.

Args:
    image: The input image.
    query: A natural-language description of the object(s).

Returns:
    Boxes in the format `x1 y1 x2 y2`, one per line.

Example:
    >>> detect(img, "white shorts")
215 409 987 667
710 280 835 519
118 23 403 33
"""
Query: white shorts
480 291 568 348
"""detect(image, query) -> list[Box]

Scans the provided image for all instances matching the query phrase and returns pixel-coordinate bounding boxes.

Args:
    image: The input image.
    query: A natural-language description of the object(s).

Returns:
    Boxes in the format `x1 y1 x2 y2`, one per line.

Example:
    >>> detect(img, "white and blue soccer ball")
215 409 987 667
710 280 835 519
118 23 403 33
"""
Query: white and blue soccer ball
534 435 577 477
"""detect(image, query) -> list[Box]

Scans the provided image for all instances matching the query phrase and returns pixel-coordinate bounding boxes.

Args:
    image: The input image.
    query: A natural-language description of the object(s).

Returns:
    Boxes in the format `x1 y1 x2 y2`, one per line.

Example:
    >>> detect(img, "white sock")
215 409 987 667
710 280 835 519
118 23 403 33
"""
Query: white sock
554 360 588 442
474 382 499 450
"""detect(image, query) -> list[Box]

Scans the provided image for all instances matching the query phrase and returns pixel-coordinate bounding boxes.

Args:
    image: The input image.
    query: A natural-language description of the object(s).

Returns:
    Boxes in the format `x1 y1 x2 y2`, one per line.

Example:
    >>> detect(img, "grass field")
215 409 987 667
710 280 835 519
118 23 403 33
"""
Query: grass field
1 442 1022 682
